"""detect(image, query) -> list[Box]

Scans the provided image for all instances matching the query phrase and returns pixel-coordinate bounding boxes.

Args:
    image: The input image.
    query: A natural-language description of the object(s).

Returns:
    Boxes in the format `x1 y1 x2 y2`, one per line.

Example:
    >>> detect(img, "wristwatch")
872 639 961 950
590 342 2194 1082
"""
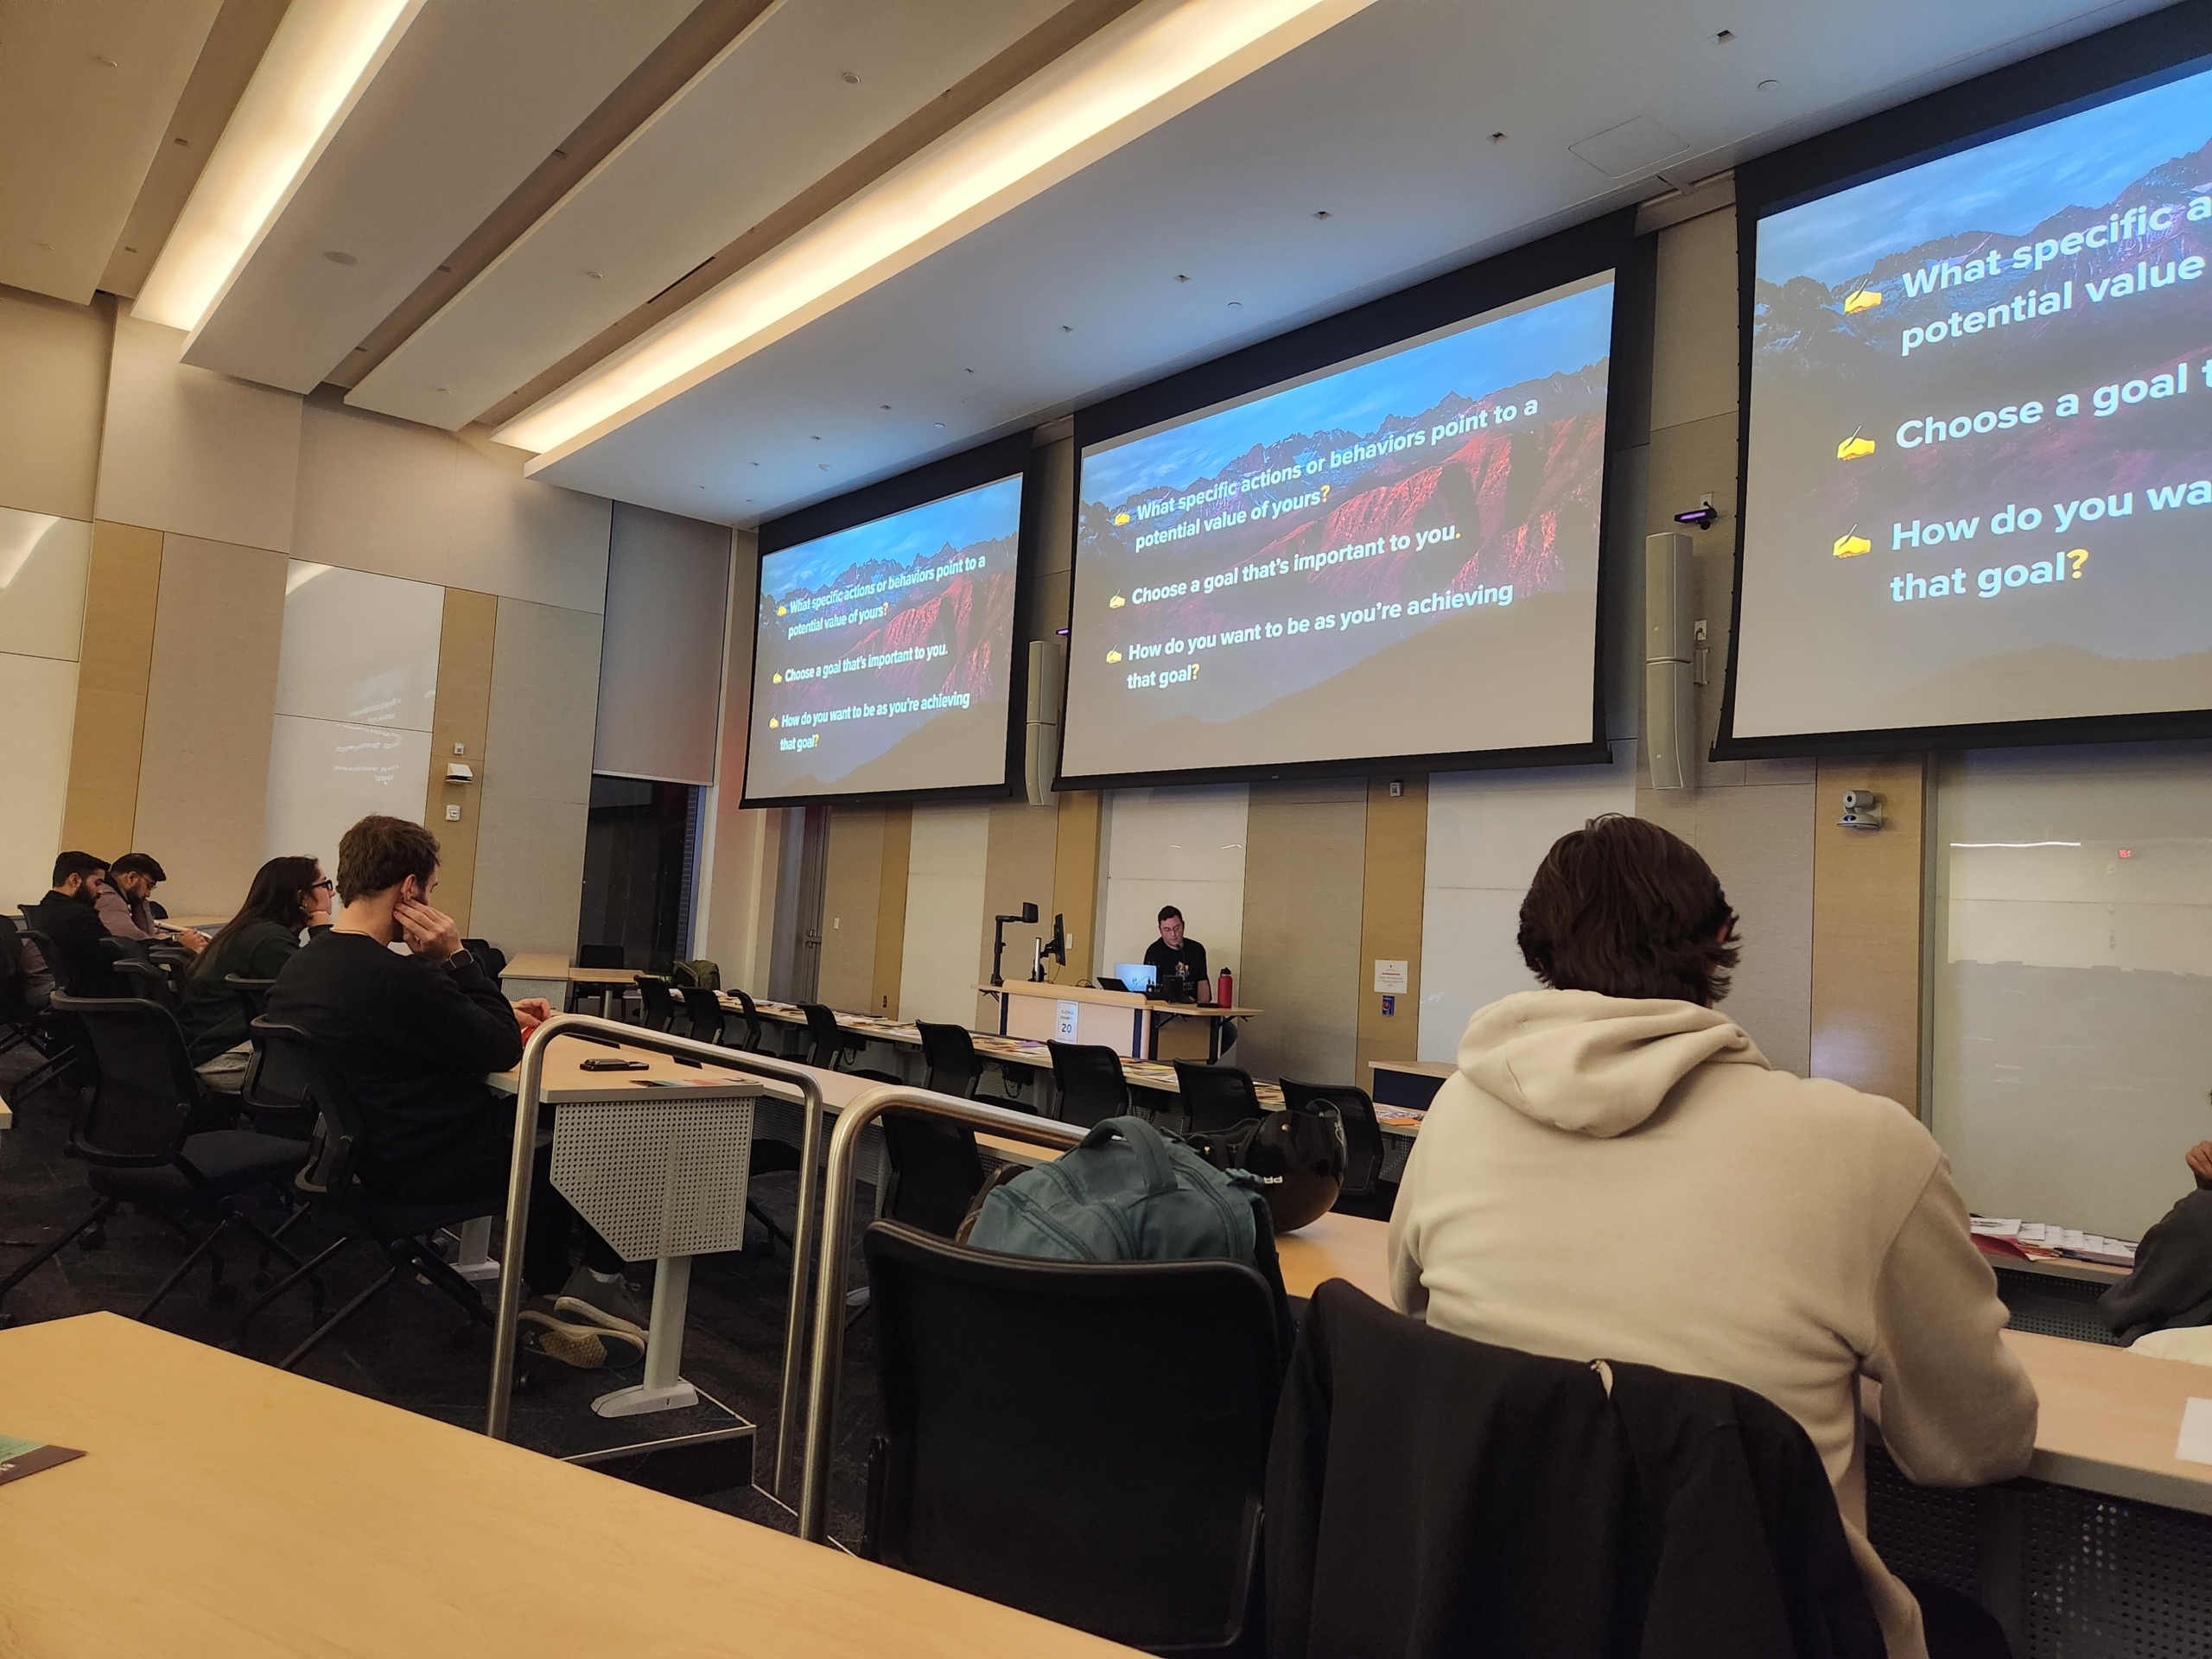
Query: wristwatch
444 948 475 974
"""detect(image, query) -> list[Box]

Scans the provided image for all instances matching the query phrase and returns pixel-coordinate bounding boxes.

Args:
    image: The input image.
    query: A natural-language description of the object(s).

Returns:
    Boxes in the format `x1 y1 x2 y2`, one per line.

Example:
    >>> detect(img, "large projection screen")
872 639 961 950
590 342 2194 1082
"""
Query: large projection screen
744 470 1023 806
1729 48 2212 751
1061 270 1618 785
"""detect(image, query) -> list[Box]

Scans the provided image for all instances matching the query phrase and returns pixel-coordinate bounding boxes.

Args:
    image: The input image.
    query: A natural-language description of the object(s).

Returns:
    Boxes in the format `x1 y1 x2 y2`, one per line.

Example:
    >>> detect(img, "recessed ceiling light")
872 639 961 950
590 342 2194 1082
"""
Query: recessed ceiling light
137 0 421 333
584 270 602 280
1312 209 1331 219
93 55 118 67
841 71 860 84
819 463 829 471
880 403 891 410
124 245 137 253
173 137 190 148
495 0 1376 466
933 423 945 429
323 249 358 264
1758 78 1779 91
1715 28 1734 42
1489 130 1506 143
810 435 821 441
1175 273 1190 283
1228 300 1243 308
1061 323 1073 332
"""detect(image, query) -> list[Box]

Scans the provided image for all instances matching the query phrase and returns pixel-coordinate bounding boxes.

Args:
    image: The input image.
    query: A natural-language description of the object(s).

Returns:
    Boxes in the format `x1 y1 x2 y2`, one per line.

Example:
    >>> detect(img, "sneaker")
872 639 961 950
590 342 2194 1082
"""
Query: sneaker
554 1266 649 1341
518 1295 644 1370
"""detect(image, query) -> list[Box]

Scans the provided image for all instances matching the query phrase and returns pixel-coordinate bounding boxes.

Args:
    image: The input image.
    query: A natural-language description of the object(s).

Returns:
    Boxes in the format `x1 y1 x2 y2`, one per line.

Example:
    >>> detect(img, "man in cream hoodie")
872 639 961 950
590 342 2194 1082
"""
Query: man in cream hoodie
1389 814 2034 1659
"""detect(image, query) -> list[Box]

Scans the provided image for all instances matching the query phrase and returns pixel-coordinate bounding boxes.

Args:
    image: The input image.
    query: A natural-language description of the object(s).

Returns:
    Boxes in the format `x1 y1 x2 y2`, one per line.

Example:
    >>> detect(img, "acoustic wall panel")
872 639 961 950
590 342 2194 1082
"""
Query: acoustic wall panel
594 502 731 785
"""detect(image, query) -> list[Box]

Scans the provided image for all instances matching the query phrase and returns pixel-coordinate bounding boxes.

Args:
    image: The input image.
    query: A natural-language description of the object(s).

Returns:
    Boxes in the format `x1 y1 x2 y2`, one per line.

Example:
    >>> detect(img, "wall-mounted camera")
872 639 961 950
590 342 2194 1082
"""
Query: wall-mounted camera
1839 789 1883 830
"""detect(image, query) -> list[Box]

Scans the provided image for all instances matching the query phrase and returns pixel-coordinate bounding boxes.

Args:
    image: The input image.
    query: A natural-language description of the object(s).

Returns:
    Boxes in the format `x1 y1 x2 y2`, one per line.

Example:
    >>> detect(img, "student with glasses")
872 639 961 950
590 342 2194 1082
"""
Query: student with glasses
177 855 334 1090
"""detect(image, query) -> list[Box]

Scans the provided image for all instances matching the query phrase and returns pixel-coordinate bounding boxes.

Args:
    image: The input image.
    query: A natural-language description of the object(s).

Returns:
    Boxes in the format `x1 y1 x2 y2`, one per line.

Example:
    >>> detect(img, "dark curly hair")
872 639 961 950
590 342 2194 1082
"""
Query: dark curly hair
1516 814 1741 1006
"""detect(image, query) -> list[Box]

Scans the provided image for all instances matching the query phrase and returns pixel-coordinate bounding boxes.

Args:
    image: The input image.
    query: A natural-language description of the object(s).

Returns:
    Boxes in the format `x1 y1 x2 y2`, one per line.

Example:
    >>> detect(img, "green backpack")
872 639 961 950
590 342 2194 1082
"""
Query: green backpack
671 958 721 990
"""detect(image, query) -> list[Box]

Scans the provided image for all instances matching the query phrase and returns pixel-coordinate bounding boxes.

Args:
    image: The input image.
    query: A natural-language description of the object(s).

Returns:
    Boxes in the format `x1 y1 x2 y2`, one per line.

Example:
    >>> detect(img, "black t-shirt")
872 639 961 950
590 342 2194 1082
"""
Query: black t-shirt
1143 937 1209 998
265 931 523 1185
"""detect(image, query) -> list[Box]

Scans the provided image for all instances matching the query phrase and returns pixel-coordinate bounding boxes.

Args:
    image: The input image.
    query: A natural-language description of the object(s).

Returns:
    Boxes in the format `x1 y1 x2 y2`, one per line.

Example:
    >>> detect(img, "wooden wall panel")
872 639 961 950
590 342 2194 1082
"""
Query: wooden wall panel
1051 790 1103 978
131 534 286 912
1240 780 1366 1083
816 806 885 1012
1356 775 1427 1078
871 805 912 1017
1810 755 1929 1110
427 588 497 933
60 521 162 855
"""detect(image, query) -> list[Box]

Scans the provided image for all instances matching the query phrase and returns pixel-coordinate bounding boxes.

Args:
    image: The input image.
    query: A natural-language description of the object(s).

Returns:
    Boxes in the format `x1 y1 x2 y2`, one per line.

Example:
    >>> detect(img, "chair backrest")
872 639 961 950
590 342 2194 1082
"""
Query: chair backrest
915 1021 980 1098
863 1218 1283 1649
576 943 625 969
460 938 507 979
635 974 676 1032
681 985 728 1046
111 956 178 1012
1280 1077 1386 1195
49 994 200 1165
880 1111 987 1236
1047 1040 1129 1128
251 1018 369 1204
224 972 275 1022
730 988 765 1052
239 1007 315 1133
801 1002 847 1069
1173 1060 1262 1135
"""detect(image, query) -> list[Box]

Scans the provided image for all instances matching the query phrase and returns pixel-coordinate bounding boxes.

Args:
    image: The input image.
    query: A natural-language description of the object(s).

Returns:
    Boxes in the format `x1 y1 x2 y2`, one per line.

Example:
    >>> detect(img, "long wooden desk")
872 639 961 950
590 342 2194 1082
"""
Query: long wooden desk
0 1313 1135 1656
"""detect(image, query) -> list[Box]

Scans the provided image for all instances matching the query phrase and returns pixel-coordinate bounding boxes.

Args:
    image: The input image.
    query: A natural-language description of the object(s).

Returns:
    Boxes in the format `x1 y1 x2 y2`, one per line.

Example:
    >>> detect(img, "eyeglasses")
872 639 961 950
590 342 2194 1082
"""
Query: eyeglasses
310 879 334 892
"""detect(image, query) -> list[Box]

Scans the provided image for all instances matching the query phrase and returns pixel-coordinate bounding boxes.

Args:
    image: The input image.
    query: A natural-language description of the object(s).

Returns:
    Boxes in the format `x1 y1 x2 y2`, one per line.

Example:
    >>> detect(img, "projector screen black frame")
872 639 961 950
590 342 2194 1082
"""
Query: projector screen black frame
741 432 1041 809
1056 208 1645 792
1715 3 2212 760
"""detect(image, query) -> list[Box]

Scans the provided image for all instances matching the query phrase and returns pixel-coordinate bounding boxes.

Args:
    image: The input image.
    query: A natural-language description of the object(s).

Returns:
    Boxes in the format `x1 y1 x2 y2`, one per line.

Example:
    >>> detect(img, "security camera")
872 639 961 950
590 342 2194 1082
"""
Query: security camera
1839 790 1883 830
1674 496 1719 531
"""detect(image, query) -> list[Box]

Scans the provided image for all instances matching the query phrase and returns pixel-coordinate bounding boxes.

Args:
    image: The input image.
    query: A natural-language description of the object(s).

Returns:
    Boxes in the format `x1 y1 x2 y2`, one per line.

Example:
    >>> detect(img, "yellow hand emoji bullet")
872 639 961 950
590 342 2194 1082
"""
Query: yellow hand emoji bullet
1106 650 1122 664
1109 594 1126 608
1842 289 1882 315
1836 429 1875 461
1833 527 1871 558
772 671 783 683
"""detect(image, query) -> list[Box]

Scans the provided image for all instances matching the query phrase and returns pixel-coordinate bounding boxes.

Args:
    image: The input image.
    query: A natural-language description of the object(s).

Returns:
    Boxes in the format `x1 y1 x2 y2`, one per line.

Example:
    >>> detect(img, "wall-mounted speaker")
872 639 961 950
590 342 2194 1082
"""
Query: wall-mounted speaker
1026 637 1062 807
1644 532 1697 791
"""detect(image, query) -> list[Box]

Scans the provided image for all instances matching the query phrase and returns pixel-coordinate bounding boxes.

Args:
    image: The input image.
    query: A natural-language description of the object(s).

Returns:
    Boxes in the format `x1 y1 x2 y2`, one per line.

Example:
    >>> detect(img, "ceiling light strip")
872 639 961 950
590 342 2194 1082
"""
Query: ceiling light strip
137 0 427 335
495 0 1375 468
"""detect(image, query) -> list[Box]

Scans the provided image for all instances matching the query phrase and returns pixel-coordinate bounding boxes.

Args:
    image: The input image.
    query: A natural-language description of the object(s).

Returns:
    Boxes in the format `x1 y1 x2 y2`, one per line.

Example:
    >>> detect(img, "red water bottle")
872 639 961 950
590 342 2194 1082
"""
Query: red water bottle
1217 968 1232 1007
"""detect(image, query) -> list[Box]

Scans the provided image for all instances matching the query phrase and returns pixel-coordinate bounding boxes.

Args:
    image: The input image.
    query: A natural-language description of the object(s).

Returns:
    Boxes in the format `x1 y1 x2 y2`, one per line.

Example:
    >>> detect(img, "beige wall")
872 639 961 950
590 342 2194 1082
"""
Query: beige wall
60 520 162 860
1240 779 1367 1083
817 807 887 1012
130 535 287 912
428 588 499 934
0 287 109 521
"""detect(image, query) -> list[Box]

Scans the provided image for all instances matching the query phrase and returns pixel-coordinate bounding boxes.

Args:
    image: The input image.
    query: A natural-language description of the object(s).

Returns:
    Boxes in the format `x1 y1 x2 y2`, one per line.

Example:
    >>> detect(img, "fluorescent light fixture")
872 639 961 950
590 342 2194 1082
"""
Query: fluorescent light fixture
137 0 424 334
1948 841 2083 849
496 0 1375 467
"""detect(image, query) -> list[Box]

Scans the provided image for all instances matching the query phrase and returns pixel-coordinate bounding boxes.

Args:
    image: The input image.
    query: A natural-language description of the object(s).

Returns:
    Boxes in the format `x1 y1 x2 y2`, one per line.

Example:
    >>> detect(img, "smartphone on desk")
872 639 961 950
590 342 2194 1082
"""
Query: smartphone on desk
580 1057 651 1072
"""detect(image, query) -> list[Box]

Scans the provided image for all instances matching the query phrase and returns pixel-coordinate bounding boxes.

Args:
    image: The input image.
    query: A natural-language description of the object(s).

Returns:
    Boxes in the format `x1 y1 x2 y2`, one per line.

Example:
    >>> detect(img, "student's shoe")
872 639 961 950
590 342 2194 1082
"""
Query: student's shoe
518 1295 645 1370
554 1265 649 1341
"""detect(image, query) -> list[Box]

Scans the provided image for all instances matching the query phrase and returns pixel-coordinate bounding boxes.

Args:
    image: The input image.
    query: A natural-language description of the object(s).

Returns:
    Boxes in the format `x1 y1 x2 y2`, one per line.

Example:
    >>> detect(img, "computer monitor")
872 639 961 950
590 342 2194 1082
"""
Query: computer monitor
1114 963 1157 995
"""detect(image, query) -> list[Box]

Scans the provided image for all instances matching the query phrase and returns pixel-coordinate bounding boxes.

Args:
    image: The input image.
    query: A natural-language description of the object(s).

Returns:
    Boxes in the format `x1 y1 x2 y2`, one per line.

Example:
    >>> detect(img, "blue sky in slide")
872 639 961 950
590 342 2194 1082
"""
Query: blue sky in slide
1762 62 2212 289
762 474 1022 600
1082 276 1615 507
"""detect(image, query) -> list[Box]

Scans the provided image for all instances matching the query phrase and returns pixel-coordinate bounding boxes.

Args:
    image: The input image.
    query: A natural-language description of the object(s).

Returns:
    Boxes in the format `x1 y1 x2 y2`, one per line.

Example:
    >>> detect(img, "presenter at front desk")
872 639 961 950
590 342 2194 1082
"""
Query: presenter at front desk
1143 904 1211 1004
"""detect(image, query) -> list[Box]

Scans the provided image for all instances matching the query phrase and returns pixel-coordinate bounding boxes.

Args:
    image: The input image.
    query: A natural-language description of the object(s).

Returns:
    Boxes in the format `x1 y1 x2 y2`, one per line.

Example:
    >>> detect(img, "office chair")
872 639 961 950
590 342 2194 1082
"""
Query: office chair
862 1219 1284 1649
111 953 177 1012
680 985 730 1046
727 988 766 1052
0 916 67 1084
9 924 81 1097
634 974 677 1033
1280 1077 1392 1217
801 1002 868 1071
459 938 507 980
238 1020 503 1369
236 1009 316 1140
1173 1061 1265 1135
915 1021 983 1099
879 1113 988 1237
0 997 311 1324
224 973 275 1024
1046 1041 1131 1129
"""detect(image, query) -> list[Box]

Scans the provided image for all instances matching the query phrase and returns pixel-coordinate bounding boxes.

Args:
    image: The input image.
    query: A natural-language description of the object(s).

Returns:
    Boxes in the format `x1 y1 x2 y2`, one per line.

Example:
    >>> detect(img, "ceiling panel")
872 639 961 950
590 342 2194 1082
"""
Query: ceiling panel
0 0 221 303
180 0 697 394
347 0 1071 429
529 0 2173 525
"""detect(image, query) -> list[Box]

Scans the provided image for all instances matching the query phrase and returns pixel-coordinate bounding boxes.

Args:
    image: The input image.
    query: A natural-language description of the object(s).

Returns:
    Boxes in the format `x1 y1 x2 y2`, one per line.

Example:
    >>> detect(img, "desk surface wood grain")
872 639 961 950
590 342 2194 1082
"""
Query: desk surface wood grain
0 1313 1138 1658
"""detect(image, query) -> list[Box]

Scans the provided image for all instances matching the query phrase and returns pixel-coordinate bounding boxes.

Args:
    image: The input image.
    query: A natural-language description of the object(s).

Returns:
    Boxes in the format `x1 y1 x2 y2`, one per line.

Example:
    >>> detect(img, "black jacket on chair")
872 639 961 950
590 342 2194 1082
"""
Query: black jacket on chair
1266 1281 1884 1659
29 888 129 999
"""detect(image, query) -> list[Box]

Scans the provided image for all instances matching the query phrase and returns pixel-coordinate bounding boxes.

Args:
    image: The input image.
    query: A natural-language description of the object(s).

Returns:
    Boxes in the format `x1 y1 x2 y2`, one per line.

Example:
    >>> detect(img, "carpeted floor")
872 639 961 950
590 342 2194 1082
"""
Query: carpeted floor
0 1040 887 1546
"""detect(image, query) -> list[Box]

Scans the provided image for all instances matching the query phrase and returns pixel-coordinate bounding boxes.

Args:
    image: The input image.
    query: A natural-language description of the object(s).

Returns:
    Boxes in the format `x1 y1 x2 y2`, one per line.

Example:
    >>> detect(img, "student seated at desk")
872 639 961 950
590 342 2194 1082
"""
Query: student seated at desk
1389 815 2033 1659
175 855 332 1089
29 851 128 999
99 852 207 954
266 815 642 1370
1144 906 1211 1003
2100 1141 2212 1346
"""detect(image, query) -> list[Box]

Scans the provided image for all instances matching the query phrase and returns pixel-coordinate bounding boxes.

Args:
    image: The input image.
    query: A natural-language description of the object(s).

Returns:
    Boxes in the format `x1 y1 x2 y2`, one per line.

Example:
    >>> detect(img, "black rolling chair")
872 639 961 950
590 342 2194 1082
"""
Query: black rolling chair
1280 1077 1393 1218
635 974 677 1033
224 973 275 1024
111 954 178 1012
0 917 69 1093
801 1002 868 1071
10 924 82 1096
0 996 310 1323
862 1219 1285 1649
238 1020 502 1370
915 1021 983 1099
680 985 729 1046
236 1011 316 1139
459 938 507 980
1173 1061 1265 1135
879 1113 988 1237
727 988 766 1052
569 944 625 1014
1046 1040 1130 1128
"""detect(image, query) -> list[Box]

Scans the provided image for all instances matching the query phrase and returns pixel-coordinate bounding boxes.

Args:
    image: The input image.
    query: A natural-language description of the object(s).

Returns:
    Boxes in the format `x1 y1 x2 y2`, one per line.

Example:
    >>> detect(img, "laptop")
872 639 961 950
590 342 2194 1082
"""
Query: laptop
1112 963 1158 995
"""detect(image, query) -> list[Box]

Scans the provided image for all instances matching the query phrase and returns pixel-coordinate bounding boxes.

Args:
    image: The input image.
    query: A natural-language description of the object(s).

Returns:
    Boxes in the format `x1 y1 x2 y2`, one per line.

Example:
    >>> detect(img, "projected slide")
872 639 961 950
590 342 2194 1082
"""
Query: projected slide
1736 66 2212 741
746 474 1020 801
1061 273 1615 779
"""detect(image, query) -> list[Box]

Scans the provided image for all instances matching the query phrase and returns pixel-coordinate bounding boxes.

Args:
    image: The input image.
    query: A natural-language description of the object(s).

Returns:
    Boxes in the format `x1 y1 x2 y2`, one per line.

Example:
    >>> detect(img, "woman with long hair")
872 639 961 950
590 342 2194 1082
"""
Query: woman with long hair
177 855 332 1077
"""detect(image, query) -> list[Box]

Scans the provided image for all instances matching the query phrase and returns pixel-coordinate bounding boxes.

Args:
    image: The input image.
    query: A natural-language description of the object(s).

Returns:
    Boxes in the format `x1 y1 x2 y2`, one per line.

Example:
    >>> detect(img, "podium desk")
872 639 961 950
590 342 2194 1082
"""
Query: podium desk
980 981 1261 1062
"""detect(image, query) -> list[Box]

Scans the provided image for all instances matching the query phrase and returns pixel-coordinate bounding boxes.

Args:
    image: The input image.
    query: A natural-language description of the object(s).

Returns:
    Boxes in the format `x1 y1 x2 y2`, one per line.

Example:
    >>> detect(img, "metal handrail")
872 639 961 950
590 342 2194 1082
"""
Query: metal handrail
798 1084 1085 1542
486 1013 827 1497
